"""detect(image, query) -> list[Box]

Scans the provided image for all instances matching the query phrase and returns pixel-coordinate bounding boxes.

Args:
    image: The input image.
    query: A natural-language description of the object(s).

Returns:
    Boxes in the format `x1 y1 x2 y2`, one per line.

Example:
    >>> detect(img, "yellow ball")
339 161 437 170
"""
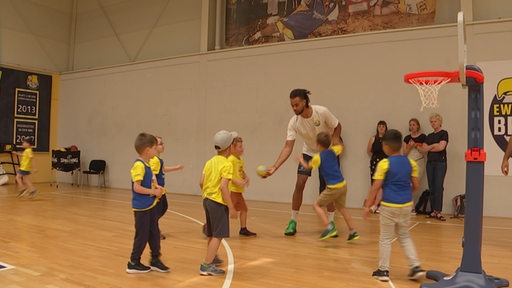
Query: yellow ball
256 165 268 177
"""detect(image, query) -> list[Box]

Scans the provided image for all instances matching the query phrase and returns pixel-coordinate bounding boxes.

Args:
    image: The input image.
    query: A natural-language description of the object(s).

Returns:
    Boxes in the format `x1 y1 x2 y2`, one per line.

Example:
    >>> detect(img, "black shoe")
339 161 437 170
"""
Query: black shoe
239 227 257 237
408 266 425 280
372 269 390 281
150 258 170 273
126 261 151 273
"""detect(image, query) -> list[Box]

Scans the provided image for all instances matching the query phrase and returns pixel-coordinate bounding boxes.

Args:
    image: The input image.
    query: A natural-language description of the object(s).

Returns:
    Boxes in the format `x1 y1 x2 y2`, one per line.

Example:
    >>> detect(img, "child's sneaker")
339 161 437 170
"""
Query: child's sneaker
372 269 390 281
284 219 297 236
408 266 426 280
369 205 378 213
28 190 37 198
211 255 224 266
347 231 360 241
199 263 225 276
17 188 27 198
239 227 257 237
126 261 151 273
319 221 338 240
150 258 170 273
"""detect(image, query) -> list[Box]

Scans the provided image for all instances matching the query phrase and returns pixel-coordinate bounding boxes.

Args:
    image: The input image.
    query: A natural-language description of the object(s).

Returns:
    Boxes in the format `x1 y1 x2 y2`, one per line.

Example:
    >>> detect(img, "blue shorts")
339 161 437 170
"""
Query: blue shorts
17 170 31 176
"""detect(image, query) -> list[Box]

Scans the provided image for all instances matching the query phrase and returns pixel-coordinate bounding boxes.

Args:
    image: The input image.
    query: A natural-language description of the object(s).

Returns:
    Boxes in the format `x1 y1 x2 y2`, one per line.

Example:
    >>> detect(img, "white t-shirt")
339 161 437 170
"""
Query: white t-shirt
286 105 339 156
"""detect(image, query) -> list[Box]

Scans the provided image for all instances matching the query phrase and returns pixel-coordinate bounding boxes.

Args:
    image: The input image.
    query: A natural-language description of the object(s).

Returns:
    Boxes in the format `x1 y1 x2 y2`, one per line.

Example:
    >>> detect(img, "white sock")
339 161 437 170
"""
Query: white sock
327 211 336 222
291 210 299 221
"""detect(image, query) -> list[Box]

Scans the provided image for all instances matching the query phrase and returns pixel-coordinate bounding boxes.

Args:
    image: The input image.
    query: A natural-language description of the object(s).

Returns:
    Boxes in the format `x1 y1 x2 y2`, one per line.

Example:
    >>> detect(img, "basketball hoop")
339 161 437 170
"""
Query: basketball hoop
405 70 463 111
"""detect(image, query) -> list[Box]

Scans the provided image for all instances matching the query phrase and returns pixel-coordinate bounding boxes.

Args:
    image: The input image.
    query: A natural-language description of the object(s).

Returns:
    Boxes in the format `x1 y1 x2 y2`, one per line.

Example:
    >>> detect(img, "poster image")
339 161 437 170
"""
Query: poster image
226 0 437 47
479 60 512 175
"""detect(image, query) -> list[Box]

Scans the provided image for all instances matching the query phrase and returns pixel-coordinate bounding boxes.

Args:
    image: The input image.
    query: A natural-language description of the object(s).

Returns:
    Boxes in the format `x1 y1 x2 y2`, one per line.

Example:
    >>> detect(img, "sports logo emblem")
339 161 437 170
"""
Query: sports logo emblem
488 77 512 152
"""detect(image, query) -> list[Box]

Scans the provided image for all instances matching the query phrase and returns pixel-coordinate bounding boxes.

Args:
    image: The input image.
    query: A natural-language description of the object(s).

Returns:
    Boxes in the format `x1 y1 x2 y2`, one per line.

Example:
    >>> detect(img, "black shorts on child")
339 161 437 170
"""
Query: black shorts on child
203 198 230 238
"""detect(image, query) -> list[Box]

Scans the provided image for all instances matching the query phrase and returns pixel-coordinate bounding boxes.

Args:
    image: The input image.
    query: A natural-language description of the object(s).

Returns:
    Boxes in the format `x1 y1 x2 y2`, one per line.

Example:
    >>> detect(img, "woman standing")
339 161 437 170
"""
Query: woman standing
420 113 448 221
403 118 427 213
366 120 388 212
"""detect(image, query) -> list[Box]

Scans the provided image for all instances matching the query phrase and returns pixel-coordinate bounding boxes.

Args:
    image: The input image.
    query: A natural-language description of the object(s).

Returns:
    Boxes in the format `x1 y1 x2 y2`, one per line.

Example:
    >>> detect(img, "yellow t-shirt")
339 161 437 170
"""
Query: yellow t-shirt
19 148 33 171
149 156 167 193
228 155 246 193
202 155 233 205
149 156 161 177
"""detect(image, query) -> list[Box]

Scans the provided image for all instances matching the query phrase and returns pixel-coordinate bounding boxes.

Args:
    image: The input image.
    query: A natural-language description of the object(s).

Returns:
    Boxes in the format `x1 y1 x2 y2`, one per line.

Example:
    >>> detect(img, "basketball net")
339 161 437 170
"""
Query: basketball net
409 77 451 111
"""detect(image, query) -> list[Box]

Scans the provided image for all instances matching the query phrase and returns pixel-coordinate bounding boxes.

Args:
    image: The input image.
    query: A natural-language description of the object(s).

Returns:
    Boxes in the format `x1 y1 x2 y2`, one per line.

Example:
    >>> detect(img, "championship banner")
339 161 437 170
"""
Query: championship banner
479 60 512 176
0 66 52 152
226 0 436 47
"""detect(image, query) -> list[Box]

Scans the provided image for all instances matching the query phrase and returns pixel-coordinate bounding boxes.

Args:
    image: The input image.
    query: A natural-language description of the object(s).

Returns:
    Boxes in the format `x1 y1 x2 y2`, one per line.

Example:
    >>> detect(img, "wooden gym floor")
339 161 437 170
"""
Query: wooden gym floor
0 183 510 288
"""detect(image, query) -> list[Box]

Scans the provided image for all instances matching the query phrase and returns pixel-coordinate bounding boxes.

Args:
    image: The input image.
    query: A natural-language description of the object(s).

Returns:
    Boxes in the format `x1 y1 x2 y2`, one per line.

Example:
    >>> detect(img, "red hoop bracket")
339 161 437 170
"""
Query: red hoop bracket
404 70 484 84
465 148 486 162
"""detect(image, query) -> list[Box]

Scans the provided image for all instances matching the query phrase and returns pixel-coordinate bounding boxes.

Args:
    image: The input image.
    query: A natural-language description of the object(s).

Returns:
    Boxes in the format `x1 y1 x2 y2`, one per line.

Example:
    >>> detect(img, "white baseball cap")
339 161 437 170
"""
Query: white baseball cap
213 130 238 151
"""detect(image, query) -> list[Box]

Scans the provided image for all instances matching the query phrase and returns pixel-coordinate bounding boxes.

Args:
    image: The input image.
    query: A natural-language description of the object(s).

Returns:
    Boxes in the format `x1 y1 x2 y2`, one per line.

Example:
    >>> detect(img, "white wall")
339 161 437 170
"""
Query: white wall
0 0 203 72
2 0 511 217
60 19 512 217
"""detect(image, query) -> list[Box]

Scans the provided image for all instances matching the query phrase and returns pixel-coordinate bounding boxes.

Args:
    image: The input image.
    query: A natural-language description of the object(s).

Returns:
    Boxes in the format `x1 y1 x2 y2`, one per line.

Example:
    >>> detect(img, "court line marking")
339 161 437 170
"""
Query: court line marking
169 210 234 288
50 189 234 288
0 261 15 272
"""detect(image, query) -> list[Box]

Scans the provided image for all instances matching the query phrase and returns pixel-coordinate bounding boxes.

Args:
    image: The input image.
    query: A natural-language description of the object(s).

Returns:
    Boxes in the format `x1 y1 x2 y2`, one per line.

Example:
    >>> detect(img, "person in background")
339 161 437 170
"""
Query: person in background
403 118 426 213
366 120 388 213
418 113 448 221
150 136 184 239
228 135 257 237
501 136 512 175
13 139 37 198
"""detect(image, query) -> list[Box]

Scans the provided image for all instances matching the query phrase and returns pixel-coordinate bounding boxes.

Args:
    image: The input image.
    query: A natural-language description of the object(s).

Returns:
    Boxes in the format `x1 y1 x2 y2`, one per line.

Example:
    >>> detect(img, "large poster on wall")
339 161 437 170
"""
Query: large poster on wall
0 66 52 152
226 0 437 47
479 60 512 176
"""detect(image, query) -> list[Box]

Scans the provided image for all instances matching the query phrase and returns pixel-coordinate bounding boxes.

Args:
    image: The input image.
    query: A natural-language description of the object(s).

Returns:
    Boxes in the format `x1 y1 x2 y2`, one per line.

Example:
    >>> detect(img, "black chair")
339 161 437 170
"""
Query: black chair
81 160 106 187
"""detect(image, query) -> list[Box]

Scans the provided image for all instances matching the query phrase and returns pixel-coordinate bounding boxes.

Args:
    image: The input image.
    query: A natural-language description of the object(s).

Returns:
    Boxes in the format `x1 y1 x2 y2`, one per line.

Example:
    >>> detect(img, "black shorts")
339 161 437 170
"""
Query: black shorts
297 154 312 176
203 198 230 238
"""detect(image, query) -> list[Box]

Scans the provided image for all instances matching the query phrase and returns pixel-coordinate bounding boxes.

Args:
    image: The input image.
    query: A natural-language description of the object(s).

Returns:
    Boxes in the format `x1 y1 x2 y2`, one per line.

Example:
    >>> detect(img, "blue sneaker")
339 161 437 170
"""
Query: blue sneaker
199 263 225 276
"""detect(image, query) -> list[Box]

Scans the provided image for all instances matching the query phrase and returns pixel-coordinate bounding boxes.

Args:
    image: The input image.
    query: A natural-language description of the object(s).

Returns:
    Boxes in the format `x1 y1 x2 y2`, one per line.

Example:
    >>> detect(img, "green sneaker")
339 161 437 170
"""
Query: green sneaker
319 222 338 240
347 231 360 241
284 219 297 236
